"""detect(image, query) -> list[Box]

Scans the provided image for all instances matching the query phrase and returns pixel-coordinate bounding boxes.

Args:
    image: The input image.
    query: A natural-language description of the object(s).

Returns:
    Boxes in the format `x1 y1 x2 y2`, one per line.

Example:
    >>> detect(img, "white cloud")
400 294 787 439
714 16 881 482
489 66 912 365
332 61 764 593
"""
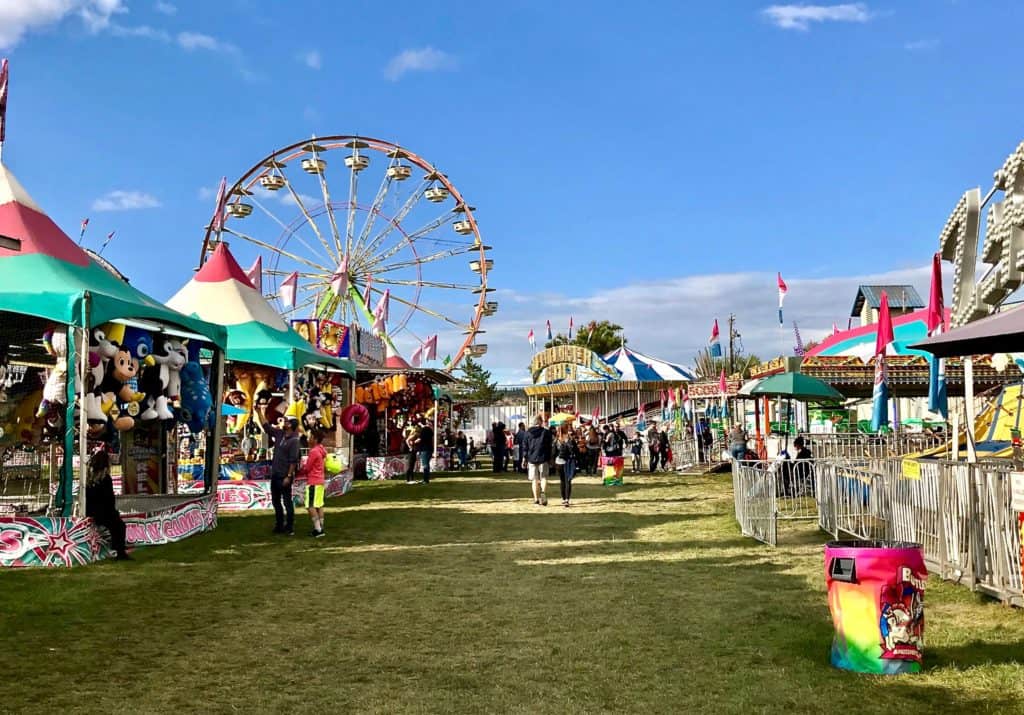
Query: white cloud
384 46 457 81
0 0 126 50
472 263 951 385
197 186 215 201
109 23 170 41
299 49 321 70
904 39 939 51
154 1 177 15
177 31 236 53
762 3 871 31
92 190 161 211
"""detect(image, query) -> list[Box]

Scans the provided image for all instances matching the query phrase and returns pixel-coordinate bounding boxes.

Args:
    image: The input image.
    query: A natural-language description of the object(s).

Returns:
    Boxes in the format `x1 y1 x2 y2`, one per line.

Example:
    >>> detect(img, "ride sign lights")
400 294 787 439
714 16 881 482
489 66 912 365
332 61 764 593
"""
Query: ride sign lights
941 141 1024 327
529 345 621 385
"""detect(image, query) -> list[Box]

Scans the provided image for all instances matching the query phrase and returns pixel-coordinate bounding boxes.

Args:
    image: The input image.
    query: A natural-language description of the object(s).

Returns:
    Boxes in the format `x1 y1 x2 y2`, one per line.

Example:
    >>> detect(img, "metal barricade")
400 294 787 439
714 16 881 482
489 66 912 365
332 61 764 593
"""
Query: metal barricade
732 461 776 546
799 432 948 460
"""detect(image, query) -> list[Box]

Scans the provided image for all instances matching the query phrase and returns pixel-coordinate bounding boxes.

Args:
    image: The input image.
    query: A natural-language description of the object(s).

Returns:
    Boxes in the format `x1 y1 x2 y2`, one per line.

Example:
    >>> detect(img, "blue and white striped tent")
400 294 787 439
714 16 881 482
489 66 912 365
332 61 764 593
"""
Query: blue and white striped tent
602 346 697 382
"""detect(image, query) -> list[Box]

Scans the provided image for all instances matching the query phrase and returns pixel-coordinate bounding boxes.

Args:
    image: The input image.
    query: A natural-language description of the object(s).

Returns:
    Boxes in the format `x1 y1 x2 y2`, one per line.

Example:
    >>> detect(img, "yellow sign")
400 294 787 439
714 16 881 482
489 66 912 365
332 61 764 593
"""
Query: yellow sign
529 345 620 384
901 459 921 480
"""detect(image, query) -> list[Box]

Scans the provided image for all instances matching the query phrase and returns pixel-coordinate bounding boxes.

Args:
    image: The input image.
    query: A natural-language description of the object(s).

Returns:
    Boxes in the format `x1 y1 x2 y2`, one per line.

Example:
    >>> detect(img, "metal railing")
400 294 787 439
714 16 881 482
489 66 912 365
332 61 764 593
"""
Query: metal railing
798 432 949 460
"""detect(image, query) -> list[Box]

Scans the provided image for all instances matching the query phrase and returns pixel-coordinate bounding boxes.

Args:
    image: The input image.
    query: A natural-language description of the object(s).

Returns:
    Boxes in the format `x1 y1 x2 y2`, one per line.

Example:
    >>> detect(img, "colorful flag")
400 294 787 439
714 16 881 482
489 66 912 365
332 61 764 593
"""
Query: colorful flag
410 343 424 368
280 271 298 308
546 320 552 341
78 218 89 245
527 328 536 349
211 176 227 233
569 315 574 340
777 273 788 326
719 369 728 395
443 354 452 367
425 334 438 361
362 274 373 307
99 231 116 255
793 321 805 357
374 289 390 323
0 58 8 144
330 255 349 296
245 256 263 293
709 319 722 358
870 291 894 432
926 252 948 418
832 322 839 337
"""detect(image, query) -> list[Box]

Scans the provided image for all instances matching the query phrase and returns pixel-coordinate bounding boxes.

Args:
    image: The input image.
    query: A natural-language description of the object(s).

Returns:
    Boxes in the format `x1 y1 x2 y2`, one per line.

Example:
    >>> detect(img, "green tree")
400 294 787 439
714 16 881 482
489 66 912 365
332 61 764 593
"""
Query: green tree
544 320 625 356
452 356 501 404
693 348 762 380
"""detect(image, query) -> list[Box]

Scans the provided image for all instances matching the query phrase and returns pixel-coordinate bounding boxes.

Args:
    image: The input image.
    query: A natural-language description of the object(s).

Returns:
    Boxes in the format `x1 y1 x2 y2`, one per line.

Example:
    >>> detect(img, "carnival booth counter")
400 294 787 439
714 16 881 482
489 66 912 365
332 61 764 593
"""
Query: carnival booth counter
167 243 356 510
0 161 228 567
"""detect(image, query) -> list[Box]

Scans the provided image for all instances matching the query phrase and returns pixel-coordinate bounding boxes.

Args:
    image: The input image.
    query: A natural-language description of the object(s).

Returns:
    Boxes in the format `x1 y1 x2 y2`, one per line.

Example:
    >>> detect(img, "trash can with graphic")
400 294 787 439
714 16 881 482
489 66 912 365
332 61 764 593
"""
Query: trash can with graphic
825 540 927 674
601 456 624 486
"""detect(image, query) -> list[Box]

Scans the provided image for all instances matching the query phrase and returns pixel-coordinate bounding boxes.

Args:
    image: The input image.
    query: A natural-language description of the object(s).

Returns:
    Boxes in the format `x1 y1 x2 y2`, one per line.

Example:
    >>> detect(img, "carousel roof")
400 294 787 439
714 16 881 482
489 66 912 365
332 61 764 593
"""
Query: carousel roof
167 243 353 375
602 346 697 382
0 161 226 346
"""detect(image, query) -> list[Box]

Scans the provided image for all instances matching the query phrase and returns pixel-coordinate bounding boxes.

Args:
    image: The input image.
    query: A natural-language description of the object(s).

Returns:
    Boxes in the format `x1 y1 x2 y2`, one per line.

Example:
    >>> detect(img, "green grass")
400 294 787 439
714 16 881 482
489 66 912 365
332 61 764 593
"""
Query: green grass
2 470 1023 714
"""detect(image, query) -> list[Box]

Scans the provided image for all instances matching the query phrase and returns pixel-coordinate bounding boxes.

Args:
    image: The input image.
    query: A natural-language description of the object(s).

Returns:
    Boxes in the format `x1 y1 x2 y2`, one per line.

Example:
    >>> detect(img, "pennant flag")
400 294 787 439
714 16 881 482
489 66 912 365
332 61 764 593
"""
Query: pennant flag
546 320 552 341
245 256 263 293
78 218 89 245
99 231 116 255
667 389 676 411
425 334 438 361
832 322 839 337
374 289 390 323
709 319 722 358
443 354 452 367
0 58 8 144
926 252 948 418
211 176 227 233
362 274 373 307
330 255 349 296
777 273 788 326
871 290 894 432
719 369 728 395
527 328 536 349
569 315 574 340
410 343 424 368
280 271 298 308
793 321 805 357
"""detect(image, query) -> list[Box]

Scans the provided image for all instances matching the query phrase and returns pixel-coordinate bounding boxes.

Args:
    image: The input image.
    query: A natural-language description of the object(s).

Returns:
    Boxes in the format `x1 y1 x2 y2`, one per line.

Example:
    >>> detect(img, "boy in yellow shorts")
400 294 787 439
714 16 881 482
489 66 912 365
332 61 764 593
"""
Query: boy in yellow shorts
299 428 328 537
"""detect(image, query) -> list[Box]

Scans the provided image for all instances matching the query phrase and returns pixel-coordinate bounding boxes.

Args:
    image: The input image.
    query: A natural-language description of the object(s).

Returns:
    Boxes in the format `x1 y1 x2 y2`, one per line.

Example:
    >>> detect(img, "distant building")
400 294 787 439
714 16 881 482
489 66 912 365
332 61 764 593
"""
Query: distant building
851 285 924 327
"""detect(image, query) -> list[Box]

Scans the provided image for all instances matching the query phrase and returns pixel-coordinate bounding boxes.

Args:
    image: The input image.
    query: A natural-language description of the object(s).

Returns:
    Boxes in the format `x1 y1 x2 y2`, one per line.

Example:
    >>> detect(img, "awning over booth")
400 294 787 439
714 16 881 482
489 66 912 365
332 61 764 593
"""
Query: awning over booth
602 346 696 382
167 243 354 376
0 162 227 347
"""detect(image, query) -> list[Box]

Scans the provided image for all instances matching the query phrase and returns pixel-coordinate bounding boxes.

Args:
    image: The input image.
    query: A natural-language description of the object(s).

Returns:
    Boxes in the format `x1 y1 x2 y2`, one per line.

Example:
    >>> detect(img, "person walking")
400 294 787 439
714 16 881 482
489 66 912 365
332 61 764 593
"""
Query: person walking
555 425 577 507
647 424 660 473
455 430 469 469
512 422 527 473
630 433 643 473
524 415 553 506
585 425 601 475
658 428 671 471
417 419 435 484
300 428 327 537
404 421 421 484
492 421 507 473
729 423 748 462
270 418 301 535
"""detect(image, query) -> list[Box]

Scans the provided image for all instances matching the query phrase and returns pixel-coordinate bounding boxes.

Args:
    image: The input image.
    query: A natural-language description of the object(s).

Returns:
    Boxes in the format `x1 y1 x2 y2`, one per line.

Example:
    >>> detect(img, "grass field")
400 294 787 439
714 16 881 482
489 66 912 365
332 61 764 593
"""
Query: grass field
1 470 1022 714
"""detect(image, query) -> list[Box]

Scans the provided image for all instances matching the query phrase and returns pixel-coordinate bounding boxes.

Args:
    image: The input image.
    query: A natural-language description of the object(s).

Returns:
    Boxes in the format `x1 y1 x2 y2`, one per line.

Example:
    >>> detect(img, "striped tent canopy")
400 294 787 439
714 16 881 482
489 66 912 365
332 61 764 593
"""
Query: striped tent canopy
602 346 697 382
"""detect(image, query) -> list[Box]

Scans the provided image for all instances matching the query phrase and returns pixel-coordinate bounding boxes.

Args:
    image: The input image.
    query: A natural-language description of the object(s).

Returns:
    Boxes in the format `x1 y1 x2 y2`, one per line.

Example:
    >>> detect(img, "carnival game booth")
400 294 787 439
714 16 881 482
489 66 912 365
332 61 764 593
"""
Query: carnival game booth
166 243 356 510
0 161 227 567
353 365 456 479
525 344 696 430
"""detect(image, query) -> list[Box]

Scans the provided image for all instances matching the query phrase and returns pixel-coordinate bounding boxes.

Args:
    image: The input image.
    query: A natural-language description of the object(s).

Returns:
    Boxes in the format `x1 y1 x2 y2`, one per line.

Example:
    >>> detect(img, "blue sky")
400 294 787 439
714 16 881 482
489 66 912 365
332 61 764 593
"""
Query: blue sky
1 1 1020 383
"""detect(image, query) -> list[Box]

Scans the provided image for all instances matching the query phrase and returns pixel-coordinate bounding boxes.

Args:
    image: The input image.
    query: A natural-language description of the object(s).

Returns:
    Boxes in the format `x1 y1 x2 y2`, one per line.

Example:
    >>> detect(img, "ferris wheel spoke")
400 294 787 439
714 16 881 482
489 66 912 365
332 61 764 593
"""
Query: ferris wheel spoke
375 277 480 291
278 294 320 317
358 180 428 263
279 167 339 265
307 147 346 260
264 268 324 279
352 161 400 257
371 286 473 330
222 226 330 274
374 244 478 274
344 154 361 257
365 211 459 269
249 194 325 262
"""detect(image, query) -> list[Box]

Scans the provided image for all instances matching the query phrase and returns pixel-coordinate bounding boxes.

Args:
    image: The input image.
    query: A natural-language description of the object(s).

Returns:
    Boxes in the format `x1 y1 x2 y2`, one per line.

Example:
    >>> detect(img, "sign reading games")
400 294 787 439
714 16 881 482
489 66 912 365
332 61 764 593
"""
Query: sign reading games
529 345 621 384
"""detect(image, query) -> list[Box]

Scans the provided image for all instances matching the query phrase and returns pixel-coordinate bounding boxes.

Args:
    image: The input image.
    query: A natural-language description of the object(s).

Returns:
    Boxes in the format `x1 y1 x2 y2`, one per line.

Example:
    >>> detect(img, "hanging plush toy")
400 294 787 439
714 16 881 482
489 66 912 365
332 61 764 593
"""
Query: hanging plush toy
95 345 145 431
151 335 188 401
179 361 213 433
87 323 122 392
37 330 68 418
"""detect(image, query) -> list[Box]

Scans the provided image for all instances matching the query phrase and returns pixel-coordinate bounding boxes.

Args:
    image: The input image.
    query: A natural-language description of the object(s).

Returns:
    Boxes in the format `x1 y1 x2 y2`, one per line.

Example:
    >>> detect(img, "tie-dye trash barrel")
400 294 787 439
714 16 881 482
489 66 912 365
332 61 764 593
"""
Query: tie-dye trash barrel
825 540 926 674
601 456 624 486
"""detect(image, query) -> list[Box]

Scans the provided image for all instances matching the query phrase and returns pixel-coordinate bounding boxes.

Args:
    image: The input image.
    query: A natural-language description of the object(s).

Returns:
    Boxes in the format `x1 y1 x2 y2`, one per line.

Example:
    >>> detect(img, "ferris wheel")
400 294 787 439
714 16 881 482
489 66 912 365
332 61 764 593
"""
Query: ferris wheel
198 134 494 368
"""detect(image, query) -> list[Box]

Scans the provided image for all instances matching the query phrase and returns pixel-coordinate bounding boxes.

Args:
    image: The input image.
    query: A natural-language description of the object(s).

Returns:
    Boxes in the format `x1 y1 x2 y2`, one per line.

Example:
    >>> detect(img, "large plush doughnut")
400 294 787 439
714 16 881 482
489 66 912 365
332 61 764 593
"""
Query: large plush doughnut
340 403 370 435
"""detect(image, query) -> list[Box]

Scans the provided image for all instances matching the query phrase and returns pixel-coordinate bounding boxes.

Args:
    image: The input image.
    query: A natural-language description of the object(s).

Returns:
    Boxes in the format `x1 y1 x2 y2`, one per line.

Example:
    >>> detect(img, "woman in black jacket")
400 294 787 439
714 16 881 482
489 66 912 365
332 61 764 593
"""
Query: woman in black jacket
554 426 578 507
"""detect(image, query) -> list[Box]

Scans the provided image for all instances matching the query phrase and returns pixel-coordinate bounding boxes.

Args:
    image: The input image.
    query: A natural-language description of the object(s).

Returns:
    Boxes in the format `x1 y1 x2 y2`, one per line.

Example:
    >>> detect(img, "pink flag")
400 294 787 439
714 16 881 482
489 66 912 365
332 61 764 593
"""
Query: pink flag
777 272 788 326
832 322 839 336
0 58 9 144
280 271 298 308
410 343 424 368
330 255 349 297
362 274 373 307
425 334 438 361
374 289 390 323
211 176 227 233
78 217 89 245
527 328 536 349
926 252 946 334
245 256 262 292
719 369 728 394
875 290 894 357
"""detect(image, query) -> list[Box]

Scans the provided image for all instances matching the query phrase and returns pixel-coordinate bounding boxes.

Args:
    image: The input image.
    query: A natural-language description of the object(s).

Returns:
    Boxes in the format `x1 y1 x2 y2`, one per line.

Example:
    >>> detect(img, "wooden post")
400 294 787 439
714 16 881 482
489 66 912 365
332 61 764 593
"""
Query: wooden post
76 294 91 517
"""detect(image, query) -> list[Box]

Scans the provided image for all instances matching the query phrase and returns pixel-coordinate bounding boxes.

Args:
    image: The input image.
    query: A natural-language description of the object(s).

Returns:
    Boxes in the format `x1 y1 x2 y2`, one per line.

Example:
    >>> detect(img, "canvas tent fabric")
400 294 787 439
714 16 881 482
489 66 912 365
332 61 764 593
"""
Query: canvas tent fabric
911 303 1024 359
602 346 696 382
0 161 227 347
166 243 354 375
806 308 950 362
